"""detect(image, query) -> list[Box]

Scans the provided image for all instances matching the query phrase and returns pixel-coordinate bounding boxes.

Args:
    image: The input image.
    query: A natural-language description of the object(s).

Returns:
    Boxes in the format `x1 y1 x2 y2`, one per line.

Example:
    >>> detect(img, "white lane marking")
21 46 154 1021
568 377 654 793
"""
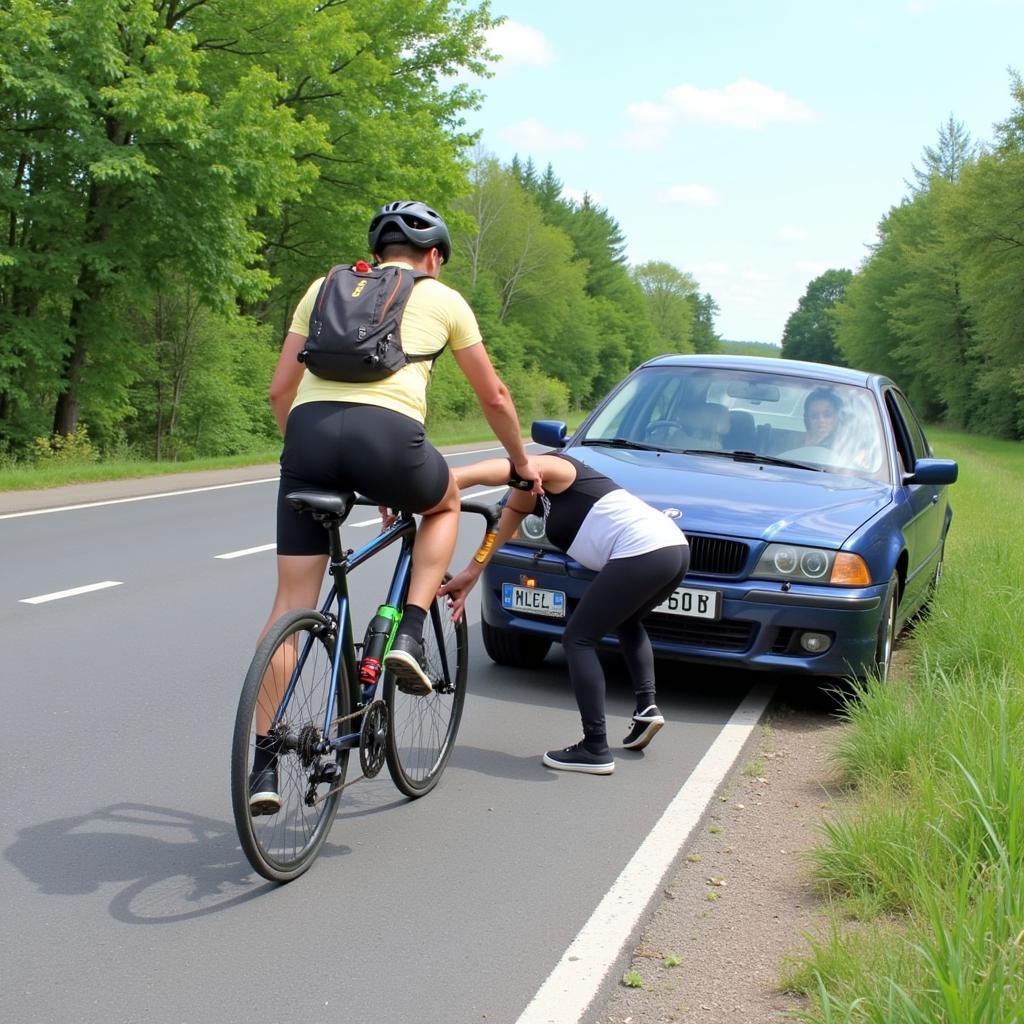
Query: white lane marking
0 442 525 521
0 478 278 521
20 580 124 605
215 543 277 560
515 683 776 1024
211 487 508 558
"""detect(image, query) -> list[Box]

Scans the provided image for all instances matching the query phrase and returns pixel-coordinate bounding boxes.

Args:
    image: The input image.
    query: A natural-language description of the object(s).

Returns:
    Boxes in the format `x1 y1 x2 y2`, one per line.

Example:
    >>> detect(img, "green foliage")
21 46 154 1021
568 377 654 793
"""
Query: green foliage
33 425 98 465
780 269 852 365
832 81 1024 439
794 429 1024 1023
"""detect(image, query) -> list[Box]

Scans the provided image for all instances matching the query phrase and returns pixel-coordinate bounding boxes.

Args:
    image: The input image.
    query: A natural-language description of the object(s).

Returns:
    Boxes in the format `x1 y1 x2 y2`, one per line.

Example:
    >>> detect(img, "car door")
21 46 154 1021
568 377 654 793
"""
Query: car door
884 387 947 607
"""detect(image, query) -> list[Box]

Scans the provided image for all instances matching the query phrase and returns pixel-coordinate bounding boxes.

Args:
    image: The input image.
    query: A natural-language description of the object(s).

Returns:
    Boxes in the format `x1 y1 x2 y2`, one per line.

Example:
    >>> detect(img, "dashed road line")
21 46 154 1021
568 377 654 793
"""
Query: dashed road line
20 581 124 605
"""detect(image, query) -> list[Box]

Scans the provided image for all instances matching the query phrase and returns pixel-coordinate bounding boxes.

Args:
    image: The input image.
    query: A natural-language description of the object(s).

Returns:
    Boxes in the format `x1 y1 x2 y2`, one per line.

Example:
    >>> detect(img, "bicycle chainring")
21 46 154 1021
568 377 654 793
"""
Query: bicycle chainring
359 700 389 779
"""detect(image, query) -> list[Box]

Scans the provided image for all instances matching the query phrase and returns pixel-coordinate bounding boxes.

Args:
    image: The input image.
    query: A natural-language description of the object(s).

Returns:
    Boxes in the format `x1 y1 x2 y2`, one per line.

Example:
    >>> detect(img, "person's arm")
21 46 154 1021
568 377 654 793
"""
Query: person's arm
439 489 535 622
268 331 307 435
452 343 542 493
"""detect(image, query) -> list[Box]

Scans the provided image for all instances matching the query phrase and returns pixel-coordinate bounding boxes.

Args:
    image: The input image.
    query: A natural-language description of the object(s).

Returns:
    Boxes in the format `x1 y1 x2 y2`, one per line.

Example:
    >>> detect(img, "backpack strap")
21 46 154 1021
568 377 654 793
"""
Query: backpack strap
390 267 447 366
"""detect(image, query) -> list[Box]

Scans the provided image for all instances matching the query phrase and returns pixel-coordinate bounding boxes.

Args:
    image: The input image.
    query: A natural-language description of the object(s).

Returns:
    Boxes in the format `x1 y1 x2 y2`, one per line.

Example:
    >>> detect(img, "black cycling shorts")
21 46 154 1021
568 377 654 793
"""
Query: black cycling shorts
276 402 451 556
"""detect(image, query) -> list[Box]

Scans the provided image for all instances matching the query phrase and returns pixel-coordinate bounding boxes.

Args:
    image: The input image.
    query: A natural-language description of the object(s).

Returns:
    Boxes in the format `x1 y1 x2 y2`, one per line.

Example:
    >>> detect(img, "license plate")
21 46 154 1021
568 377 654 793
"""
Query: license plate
652 585 722 621
502 583 566 618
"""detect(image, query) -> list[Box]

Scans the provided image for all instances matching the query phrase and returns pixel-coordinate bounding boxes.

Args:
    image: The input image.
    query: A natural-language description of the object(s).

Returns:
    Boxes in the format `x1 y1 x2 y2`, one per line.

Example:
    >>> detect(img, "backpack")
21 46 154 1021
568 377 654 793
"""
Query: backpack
297 261 445 383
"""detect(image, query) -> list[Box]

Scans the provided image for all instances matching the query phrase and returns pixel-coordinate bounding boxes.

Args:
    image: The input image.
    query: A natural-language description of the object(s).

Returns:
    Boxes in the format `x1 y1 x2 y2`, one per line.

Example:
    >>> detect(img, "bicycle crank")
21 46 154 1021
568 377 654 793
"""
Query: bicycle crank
358 699 389 778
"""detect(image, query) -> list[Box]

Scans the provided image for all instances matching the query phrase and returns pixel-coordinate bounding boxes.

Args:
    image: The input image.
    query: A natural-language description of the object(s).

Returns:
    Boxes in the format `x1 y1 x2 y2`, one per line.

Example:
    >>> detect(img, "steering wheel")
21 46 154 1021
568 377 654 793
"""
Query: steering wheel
644 419 687 445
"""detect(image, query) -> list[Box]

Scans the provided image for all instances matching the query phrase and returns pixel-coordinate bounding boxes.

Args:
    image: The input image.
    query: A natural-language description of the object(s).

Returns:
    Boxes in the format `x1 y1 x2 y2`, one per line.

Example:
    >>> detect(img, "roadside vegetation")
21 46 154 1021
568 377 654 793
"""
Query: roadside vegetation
783 428 1024 1023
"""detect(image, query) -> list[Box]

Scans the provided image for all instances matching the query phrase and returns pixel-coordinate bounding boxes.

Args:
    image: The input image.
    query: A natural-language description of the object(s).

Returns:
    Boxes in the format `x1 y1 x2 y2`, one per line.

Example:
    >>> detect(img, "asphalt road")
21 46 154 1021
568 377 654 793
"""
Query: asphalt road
1 448 764 1024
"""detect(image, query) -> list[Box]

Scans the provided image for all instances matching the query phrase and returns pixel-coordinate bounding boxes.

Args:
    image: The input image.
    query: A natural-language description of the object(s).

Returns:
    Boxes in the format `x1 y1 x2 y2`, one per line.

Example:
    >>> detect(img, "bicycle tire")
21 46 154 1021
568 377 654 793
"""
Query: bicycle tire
231 608 350 882
384 582 467 798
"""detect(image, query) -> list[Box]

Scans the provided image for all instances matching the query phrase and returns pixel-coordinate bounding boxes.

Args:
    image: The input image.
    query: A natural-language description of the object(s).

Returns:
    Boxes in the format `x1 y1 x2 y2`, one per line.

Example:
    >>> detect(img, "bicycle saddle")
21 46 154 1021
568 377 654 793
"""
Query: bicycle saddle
286 490 356 519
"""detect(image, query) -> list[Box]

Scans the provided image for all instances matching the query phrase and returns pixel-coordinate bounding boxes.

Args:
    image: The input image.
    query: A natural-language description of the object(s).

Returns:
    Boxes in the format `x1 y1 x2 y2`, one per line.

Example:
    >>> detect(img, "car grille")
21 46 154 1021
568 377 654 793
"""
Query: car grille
687 534 749 576
645 614 757 652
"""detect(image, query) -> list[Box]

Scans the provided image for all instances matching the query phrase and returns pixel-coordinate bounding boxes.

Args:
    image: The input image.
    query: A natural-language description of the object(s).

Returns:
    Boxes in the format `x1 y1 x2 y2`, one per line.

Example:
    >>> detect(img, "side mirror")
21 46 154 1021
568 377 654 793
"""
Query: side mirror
905 458 958 485
532 420 568 448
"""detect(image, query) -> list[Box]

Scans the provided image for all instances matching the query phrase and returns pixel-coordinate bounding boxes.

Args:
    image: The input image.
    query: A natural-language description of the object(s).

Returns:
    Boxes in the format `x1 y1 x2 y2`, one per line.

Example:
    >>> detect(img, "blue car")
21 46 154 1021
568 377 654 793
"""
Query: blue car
480 354 958 682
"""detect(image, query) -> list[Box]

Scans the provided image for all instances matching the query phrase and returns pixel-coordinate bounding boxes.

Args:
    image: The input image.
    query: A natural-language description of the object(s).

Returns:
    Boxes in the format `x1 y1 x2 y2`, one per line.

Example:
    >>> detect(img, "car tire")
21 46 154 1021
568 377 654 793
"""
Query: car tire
873 571 899 682
481 619 552 668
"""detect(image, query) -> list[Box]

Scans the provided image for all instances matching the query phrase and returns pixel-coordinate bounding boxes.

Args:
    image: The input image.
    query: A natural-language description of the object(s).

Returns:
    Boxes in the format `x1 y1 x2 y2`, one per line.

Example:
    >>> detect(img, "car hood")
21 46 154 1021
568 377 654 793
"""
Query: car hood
569 447 893 547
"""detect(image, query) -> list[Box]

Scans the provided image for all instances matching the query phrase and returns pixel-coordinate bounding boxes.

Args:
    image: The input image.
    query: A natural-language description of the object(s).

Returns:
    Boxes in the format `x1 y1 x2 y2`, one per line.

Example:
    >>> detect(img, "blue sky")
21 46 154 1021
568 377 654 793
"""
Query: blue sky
462 0 1024 344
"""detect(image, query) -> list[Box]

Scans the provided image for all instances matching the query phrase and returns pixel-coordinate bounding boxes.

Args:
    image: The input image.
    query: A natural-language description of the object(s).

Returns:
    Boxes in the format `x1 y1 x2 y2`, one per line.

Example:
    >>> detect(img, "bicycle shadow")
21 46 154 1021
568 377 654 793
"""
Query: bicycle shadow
4 802 352 924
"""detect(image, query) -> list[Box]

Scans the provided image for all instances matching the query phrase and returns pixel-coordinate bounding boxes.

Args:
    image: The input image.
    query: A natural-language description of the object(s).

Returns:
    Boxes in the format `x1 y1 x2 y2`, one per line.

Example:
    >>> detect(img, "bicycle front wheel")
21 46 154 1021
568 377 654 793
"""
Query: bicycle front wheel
231 608 350 883
385 584 468 798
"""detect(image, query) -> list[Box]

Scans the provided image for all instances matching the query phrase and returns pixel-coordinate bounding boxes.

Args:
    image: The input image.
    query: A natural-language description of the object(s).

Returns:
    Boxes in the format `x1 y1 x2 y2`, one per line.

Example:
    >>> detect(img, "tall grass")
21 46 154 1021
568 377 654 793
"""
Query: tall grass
789 430 1024 1023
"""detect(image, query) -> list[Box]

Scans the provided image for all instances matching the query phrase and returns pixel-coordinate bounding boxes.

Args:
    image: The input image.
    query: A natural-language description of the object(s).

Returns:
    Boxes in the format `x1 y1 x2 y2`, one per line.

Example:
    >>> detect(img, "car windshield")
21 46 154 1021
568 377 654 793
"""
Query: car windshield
581 365 890 482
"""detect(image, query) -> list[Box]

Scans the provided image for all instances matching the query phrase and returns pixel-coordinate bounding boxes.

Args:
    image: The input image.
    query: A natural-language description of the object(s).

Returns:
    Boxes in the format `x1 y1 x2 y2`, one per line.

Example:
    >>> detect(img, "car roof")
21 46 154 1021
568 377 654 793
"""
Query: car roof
641 353 889 389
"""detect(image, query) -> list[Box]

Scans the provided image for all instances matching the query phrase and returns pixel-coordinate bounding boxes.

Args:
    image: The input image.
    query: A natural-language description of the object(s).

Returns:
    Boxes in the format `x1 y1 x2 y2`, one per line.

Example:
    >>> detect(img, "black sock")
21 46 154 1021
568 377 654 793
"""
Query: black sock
397 604 427 640
635 693 657 715
253 734 276 772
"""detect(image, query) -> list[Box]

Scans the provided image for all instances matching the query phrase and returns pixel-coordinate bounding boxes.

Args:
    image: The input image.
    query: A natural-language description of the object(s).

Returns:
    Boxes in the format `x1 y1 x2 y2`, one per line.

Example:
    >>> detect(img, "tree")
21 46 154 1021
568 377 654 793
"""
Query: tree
632 261 699 353
908 115 975 194
780 269 853 365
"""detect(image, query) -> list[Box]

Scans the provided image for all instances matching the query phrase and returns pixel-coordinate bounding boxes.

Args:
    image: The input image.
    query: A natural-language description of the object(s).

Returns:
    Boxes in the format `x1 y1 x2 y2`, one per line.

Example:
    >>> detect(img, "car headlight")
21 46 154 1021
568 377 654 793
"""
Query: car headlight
516 514 550 546
753 544 871 586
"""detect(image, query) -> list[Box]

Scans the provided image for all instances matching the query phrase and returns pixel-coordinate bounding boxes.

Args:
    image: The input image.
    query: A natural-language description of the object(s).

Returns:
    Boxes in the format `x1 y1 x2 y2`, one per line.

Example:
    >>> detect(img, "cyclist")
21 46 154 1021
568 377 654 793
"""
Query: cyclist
440 454 689 775
250 200 541 813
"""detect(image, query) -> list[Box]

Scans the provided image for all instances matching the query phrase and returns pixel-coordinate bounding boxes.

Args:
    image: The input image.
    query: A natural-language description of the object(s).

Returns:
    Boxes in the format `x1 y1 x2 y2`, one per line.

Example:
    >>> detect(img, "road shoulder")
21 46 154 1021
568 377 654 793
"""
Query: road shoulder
596 691 846 1023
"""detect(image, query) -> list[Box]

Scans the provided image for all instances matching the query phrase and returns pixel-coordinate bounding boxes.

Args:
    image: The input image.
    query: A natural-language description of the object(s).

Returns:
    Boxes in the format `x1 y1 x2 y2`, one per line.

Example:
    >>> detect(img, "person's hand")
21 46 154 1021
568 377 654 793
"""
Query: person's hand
438 567 480 623
512 455 544 495
379 506 398 531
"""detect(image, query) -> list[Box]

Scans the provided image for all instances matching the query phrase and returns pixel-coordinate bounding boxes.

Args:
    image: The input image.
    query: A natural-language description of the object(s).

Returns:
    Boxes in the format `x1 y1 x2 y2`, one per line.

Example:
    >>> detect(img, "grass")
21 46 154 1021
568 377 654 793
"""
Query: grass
787 428 1024 1023
0 410 592 493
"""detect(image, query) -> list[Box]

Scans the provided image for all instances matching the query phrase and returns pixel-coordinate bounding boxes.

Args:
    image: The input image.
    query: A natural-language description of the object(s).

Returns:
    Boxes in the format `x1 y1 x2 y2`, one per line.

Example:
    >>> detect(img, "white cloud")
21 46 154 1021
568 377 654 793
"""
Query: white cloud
777 226 808 242
500 118 585 152
624 78 817 147
657 184 719 207
666 78 816 128
485 21 555 69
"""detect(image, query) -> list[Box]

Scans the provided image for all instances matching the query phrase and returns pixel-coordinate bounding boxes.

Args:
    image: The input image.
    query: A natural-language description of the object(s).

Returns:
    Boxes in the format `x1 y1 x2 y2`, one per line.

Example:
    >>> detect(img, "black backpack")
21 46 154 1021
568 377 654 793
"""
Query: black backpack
297 261 445 383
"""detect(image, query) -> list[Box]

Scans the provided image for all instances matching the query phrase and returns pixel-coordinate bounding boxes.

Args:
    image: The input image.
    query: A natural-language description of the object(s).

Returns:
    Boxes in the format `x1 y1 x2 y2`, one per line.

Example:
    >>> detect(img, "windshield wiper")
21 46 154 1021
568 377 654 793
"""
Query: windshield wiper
580 437 664 453
683 449 824 472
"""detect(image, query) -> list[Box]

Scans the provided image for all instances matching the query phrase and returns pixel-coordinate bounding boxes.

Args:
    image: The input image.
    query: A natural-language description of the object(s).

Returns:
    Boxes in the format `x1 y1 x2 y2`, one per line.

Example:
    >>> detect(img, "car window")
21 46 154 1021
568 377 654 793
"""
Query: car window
888 389 931 461
584 366 890 480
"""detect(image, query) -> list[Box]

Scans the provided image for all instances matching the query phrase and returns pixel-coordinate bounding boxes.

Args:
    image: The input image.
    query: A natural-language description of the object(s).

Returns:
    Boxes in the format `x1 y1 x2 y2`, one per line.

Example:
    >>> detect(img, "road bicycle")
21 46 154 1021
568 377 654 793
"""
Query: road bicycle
231 489 497 883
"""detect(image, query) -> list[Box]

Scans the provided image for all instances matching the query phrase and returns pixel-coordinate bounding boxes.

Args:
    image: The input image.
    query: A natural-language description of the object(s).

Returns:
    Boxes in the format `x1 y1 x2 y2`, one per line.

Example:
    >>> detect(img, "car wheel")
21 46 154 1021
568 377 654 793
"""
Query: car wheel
873 571 899 682
481 619 552 668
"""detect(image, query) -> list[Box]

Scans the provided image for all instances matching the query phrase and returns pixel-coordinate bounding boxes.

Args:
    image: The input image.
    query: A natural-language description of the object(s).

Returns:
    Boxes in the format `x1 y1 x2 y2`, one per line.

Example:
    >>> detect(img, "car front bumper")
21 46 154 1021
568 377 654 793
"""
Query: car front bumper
481 545 886 679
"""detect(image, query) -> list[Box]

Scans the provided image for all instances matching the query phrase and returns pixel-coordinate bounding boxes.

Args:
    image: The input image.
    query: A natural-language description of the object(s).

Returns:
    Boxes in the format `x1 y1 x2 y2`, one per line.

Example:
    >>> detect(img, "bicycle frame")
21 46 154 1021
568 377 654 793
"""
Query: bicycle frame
272 498 416 753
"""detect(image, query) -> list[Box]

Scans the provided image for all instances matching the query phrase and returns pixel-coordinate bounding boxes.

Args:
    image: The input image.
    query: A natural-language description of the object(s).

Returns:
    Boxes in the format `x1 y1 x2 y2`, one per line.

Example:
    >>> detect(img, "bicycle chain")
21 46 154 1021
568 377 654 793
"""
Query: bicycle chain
306 702 382 805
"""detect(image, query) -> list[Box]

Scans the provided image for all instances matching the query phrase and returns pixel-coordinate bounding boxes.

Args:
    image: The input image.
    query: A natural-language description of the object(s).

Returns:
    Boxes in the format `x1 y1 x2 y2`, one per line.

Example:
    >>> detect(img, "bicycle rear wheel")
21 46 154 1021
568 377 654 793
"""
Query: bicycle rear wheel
231 608 350 882
385 584 467 797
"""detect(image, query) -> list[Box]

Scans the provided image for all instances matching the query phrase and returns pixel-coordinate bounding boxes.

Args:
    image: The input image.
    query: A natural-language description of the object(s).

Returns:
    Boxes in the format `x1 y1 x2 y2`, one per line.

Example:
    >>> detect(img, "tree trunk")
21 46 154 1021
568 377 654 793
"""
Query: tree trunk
52 120 126 435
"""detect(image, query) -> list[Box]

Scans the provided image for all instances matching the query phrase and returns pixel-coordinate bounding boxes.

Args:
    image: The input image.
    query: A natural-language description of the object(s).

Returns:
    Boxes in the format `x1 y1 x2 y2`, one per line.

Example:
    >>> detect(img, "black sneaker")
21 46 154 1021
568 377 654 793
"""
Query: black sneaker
248 761 281 816
383 633 433 695
542 741 615 775
622 705 665 751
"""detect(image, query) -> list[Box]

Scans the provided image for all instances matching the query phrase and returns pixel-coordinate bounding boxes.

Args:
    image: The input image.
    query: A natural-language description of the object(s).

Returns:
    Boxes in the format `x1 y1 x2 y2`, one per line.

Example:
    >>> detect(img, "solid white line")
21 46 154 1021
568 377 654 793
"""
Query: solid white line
1 443 530 521
0 477 278 521
515 682 776 1024
20 580 124 605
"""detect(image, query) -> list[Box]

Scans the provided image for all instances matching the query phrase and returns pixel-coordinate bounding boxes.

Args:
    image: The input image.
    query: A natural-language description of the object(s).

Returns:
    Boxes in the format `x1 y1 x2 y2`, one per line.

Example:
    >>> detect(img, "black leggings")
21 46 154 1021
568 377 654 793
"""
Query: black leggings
562 545 690 748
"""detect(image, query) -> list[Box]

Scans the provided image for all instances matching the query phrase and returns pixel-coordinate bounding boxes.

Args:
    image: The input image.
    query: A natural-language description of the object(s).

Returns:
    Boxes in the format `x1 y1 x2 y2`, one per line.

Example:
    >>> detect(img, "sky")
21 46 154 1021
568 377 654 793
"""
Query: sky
461 0 1024 344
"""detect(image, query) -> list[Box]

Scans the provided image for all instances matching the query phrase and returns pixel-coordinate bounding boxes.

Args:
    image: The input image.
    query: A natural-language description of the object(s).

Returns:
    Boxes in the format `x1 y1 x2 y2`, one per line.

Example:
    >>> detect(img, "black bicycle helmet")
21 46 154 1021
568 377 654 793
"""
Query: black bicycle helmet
368 200 452 264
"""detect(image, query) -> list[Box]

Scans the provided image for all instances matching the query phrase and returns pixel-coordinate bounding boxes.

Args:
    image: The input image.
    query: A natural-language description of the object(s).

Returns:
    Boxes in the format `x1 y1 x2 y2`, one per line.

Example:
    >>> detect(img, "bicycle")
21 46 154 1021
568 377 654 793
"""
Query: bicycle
231 489 498 883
